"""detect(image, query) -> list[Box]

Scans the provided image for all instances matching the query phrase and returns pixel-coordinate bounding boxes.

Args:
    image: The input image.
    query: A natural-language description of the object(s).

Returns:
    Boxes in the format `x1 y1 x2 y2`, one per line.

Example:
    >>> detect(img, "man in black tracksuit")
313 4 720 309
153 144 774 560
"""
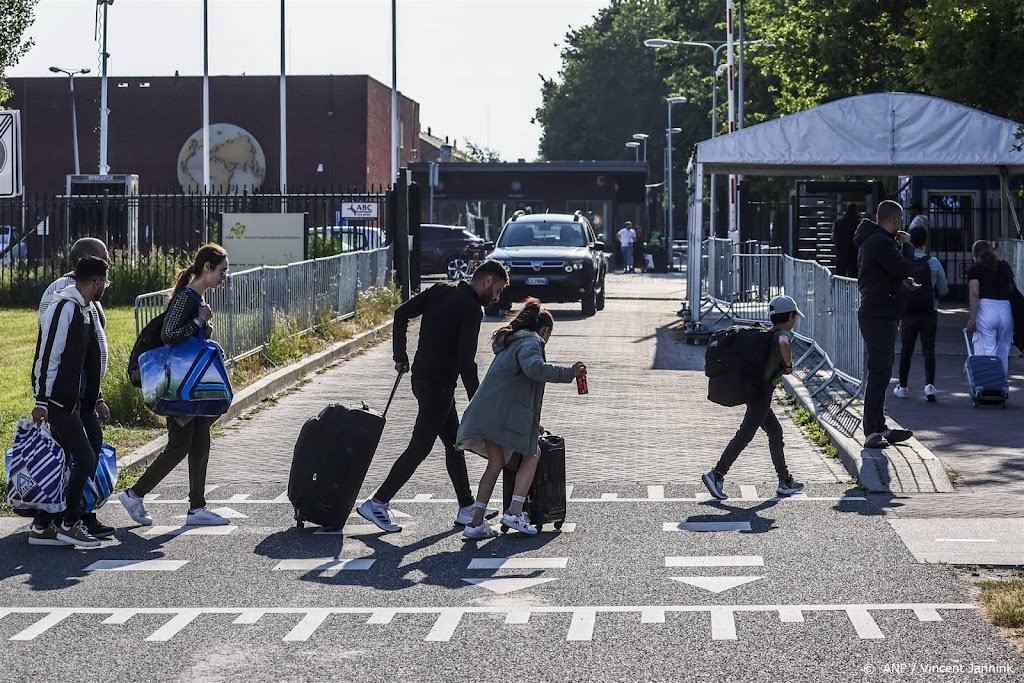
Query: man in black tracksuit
854 200 919 449
358 260 509 532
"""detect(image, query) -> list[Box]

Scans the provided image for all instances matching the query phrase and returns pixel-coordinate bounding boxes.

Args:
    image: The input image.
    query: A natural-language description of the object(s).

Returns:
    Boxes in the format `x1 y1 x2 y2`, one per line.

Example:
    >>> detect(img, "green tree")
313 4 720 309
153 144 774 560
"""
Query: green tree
0 0 39 105
463 139 502 162
534 0 674 175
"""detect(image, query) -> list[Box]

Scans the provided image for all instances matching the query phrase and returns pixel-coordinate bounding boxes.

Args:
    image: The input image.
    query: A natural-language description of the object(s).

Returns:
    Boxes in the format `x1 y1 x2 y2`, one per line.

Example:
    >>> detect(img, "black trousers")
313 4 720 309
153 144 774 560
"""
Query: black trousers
132 416 215 510
714 389 790 481
898 310 938 387
859 313 899 436
43 404 99 526
374 376 474 507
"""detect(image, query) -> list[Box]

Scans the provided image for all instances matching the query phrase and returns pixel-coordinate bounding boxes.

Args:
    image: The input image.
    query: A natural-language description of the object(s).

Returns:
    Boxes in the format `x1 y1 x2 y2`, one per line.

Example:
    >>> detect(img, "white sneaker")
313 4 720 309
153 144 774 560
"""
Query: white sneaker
356 499 402 533
118 490 153 526
893 385 908 399
455 504 499 526
925 384 937 403
185 507 230 526
462 523 499 539
501 511 538 535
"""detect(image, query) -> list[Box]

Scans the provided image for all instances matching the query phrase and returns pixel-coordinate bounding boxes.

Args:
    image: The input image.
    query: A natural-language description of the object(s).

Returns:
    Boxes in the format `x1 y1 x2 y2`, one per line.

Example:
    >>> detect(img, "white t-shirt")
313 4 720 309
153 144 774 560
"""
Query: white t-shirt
617 227 637 247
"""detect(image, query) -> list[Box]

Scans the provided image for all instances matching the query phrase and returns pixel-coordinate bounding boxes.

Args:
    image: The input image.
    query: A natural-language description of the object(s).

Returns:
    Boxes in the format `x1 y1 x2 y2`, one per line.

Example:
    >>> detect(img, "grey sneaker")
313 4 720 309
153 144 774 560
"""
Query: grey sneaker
777 477 806 496
356 499 402 533
701 470 728 500
56 521 102 548
28 523 68 546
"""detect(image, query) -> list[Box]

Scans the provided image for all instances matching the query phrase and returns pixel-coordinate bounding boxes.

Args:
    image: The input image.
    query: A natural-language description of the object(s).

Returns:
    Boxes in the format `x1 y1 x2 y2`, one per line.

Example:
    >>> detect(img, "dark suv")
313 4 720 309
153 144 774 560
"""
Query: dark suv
419 224 490 279
485 211 608 316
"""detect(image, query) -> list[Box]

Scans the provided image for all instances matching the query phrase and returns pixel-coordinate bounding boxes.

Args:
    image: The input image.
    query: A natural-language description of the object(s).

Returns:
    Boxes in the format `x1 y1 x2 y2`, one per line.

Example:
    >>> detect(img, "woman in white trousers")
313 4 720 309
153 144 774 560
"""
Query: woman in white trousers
967 240 1015 374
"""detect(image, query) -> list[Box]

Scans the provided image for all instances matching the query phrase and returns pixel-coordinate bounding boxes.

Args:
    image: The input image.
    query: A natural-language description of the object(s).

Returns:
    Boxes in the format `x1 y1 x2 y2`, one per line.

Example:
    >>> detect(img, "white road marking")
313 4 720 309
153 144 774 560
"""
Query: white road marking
272 491 290 503
565 485 574 500
600 493 618 500
694 492 714 502
142 525 237 537
273 559 375 571
173 507 248 520
663 522 752 532
934 538 997 543
467 558 569 570
342 525 391 535
412 494 434 501
349 509 412 519
739 486 758 500
0 604 978 643
84 560 189 572
648 485 665 500
670 577 762 594
135 494 867 505
225 494 251 502
203 485 220 495
461 577 560 595
666 556 764 568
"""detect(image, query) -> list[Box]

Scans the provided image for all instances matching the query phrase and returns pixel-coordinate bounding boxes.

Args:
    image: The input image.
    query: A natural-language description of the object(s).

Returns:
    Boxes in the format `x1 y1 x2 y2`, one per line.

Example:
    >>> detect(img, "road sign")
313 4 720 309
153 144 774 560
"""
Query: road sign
0 111 23 198
342 202 378 220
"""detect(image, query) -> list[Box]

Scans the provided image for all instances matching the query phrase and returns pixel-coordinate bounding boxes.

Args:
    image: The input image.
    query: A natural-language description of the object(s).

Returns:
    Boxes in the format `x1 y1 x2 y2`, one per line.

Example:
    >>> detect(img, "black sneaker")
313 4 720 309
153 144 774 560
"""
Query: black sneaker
701 470 728 500
864 433 891 449
86 520 116 540
883 428 913 444
777 477 806 496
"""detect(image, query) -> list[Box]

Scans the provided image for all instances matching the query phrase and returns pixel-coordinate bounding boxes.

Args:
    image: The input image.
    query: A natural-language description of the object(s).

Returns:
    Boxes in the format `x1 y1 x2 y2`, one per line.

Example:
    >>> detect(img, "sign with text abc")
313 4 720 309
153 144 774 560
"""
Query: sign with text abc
342 202 379 220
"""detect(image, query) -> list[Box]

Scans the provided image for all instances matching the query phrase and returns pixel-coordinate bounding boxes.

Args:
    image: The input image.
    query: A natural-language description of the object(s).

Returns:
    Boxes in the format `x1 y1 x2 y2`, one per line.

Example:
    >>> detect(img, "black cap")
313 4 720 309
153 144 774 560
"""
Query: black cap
74 255 108 281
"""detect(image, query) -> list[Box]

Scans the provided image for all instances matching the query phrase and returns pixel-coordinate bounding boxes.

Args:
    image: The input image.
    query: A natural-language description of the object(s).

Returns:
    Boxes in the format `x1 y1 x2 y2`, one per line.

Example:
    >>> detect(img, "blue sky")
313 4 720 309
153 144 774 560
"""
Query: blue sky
10 0 610 161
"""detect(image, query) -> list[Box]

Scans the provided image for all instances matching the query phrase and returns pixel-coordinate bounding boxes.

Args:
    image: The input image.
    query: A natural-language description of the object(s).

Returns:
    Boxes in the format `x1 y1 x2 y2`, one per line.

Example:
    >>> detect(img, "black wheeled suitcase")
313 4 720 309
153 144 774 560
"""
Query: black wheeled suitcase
288 373 403 529
500 433 567 533
963 328 1009 408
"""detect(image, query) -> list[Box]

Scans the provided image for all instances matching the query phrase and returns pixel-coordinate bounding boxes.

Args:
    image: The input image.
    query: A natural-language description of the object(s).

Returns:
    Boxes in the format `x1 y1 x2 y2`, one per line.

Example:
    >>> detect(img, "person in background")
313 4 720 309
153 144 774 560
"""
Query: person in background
357 260 509 533
855 200 918 449
831 202 860 278
967 240 1015 375
894 226 948 403
456 299 586 538
908 202 930 231
617 221 638 274
29 256 110 547
33 237 115 541
119 244 231 528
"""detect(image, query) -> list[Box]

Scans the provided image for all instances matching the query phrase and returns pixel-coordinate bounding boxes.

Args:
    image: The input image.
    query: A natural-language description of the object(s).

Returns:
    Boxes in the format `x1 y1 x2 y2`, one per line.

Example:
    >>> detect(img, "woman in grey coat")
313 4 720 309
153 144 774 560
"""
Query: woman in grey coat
457 299 586 538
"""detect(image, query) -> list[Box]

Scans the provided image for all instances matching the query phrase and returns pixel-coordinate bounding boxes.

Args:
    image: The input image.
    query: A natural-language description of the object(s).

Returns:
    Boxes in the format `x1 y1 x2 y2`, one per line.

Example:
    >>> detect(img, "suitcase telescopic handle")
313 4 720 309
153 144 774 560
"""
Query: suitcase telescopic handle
382 370 405 419
963 328 975 357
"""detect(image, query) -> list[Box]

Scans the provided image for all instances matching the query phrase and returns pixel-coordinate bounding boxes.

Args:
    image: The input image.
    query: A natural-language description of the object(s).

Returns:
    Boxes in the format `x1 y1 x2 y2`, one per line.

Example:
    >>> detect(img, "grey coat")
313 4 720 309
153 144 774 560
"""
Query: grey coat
456 330 576 459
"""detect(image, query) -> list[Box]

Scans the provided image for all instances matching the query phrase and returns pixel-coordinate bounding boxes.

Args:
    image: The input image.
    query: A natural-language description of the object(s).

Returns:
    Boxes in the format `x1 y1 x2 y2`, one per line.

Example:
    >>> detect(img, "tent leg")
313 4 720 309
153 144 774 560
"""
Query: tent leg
688 164 705 325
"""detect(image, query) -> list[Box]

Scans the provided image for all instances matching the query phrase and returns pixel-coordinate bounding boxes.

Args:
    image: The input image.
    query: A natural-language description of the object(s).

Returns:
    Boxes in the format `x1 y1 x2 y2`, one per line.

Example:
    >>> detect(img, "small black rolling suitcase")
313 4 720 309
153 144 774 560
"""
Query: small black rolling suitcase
963 328 1009 408
500 433 567 533
288 373 403 529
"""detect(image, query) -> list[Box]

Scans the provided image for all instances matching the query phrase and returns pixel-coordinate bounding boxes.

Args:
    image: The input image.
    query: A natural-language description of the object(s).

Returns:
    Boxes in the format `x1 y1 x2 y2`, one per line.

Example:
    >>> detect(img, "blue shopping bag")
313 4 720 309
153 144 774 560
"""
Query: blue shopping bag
5 420 66 514
83 444 117 512
139 335 233 417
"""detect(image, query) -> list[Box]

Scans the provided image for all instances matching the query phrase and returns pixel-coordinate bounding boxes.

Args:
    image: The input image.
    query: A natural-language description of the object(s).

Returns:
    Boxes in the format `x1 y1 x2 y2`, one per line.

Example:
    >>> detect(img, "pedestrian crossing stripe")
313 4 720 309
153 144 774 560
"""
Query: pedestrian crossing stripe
142 526 237 537
130 492 866 505
0 604 977 643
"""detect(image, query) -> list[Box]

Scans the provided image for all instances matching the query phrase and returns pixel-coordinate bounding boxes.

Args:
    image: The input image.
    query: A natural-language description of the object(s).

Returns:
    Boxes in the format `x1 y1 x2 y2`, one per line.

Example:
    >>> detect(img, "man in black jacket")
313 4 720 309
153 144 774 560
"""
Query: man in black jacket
855 200 919 449
29 256 110 547
359 260 509 532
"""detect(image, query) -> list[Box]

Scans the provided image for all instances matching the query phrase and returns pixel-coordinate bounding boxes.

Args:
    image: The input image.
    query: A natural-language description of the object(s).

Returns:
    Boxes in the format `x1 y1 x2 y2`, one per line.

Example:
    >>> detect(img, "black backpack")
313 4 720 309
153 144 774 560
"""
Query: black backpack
904 255 935 315
704 325 775 407
127 289 203 387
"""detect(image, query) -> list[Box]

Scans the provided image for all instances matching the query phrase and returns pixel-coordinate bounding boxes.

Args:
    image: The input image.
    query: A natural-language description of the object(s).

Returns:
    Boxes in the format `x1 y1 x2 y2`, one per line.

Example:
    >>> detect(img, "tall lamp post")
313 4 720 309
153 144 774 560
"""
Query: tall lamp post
391 0 399 181
625 141 640 161
665 95 687 270
632 133 649 162
49 66 90 175
96 0 114 175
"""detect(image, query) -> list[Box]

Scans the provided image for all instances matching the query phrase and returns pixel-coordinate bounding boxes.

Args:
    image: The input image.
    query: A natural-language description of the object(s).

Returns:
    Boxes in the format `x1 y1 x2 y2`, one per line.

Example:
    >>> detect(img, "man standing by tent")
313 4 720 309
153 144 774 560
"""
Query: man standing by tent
855 200 919 449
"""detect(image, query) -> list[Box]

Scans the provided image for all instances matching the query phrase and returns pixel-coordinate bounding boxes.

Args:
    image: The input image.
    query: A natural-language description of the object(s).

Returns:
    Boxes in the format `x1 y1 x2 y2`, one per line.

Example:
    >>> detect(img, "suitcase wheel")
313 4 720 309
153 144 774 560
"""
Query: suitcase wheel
296 520 305 529
554 521 564 530
535 523 544 533
500 524 509 534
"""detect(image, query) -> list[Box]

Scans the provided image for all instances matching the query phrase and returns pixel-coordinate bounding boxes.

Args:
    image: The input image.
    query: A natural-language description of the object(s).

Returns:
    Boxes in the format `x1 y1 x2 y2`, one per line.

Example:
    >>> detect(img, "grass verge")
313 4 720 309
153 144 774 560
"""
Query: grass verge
977 578 1024 651
776 392 841 460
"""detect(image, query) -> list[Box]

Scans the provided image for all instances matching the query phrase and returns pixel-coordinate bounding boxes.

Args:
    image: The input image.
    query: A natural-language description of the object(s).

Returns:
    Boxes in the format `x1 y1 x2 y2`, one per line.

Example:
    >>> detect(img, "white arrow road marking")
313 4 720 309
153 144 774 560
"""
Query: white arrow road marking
647 485 665 500
666 556 764 567
142 525 237 537
663 522 752 532
467 558 569 570
670 577 763 594
9 610 73 641
173 507 248 520
739 486 758 500
85 560 189 572
461 577 560 595
273 559 375 571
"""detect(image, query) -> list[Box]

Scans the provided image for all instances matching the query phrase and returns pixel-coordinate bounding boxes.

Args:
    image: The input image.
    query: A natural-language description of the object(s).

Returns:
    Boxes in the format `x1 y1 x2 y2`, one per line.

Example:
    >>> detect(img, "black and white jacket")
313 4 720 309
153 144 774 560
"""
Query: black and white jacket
37 273 108 381
32 286 104 411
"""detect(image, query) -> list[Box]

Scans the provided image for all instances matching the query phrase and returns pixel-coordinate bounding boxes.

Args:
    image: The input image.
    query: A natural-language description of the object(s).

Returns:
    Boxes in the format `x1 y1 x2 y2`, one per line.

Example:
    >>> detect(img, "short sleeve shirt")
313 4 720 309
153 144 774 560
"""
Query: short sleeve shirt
967 260 1014 301
617 228 636 247
764 328 792 382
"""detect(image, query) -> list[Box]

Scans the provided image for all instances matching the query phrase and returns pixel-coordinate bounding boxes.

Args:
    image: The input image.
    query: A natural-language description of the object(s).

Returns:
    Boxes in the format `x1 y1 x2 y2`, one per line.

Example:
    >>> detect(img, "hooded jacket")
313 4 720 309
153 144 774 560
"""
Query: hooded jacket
32 285 104 411
456 329 576 459
854 218 916 320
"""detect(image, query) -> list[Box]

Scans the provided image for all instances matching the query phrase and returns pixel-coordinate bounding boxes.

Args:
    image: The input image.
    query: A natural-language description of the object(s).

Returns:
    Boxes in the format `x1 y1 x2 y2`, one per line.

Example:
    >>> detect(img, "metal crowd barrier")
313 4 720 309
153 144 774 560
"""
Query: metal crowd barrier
133 247 393 364
703 239 785 324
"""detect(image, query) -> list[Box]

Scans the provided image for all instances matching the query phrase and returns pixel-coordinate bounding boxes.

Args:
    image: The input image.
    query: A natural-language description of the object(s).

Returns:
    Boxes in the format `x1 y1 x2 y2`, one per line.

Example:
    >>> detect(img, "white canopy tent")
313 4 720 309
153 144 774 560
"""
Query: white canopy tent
686 92 1024 319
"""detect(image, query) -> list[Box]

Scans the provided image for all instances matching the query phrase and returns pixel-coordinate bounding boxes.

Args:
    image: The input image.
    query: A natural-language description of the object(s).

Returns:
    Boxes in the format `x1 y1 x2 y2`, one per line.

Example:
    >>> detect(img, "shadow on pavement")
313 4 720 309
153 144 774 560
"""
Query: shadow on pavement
683 498 781 534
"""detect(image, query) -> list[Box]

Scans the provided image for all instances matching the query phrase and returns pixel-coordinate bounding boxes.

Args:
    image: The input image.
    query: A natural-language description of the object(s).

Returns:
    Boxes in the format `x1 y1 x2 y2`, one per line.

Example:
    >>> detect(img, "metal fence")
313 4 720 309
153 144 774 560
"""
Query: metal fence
134 247 393 364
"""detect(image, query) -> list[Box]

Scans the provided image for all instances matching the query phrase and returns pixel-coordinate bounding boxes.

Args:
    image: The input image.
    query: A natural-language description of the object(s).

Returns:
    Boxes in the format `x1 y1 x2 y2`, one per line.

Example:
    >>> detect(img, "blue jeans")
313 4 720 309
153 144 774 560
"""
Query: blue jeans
622 245 634 270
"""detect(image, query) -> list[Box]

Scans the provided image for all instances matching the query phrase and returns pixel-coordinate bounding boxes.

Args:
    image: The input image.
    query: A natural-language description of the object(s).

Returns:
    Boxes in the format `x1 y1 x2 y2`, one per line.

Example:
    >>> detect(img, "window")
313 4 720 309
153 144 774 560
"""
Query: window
497 222 586 248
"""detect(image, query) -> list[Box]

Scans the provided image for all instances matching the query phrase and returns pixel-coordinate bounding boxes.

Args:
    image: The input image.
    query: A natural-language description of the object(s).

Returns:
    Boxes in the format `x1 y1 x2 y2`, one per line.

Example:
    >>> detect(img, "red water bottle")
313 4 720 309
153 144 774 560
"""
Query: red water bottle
576 372 589 395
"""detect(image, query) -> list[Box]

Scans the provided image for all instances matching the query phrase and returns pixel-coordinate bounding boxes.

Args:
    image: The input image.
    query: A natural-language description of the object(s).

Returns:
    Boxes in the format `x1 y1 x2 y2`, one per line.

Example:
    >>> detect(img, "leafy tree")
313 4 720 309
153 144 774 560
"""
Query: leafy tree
463 139 502 163
0 0 38 105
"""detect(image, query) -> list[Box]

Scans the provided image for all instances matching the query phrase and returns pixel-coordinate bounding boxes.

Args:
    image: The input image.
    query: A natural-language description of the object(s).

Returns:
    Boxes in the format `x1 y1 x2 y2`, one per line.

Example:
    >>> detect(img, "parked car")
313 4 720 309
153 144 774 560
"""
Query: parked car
0 225 27 265
419 223 490 280
485 211 608 316
308 225 384 253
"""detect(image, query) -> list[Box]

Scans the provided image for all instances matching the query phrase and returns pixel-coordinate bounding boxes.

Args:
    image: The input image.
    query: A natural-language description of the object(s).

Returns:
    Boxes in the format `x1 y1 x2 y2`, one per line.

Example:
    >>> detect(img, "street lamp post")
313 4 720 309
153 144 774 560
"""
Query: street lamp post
625 141 640 162
391 0 399 182
632 133 649 162
96 0 114 175
49 66 90 175
665 96 687 270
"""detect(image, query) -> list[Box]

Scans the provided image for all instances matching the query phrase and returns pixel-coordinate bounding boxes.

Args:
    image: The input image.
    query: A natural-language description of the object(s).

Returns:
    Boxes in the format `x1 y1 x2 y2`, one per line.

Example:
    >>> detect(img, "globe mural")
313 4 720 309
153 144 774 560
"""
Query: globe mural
177 123 267 192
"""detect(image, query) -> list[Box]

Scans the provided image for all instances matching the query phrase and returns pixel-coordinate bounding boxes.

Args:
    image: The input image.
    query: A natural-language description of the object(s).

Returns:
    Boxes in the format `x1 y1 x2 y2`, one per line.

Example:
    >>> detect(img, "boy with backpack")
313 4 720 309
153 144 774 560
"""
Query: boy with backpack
702 295 806 500
893 225 948 402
